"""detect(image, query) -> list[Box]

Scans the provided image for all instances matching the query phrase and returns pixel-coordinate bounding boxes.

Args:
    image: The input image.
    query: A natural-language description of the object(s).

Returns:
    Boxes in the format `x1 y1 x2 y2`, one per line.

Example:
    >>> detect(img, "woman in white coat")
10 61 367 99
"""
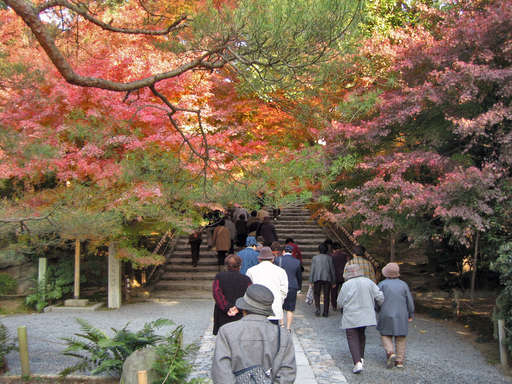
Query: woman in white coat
337 264 384 374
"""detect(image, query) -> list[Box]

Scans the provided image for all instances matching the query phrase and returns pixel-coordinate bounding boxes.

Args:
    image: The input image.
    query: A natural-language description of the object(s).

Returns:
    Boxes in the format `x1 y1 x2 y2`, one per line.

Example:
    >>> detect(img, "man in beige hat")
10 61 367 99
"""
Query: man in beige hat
246 246 288 324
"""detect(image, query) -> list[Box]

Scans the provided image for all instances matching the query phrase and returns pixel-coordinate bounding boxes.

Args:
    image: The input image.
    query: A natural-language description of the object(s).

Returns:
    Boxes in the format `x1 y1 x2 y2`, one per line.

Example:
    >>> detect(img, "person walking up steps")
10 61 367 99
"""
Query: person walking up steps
213 219 231 269
330 242 348 310
275 245 302 332
309 242 336 317
246 247 288 325
377 262 414 369
212 254 251 335
337 264 384 374
237 236 259 275
188 229 202 267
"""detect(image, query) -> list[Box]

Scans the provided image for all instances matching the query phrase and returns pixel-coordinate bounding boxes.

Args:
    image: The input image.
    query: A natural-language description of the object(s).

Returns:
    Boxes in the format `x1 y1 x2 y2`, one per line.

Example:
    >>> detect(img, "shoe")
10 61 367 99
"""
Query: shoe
315 310 320 317
352 361 363 374
386 353 396 369
322 313 328 317
395 362 404 368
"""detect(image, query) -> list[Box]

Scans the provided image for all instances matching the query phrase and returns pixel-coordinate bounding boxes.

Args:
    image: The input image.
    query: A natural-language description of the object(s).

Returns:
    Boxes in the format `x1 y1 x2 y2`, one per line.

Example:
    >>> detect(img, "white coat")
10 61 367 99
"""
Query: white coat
247 261 288 321
337 276 384 329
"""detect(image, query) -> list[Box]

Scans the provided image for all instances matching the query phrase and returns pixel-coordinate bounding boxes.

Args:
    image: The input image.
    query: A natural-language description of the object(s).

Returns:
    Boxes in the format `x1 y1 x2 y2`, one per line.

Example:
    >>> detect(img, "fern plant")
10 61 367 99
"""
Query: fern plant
0 322 16 373
60 318 174 376
152 325 202 384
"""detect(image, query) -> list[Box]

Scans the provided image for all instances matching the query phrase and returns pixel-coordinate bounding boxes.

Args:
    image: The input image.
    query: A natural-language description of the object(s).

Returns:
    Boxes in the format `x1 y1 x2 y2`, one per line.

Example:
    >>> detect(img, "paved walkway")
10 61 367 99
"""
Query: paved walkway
189 321 341 384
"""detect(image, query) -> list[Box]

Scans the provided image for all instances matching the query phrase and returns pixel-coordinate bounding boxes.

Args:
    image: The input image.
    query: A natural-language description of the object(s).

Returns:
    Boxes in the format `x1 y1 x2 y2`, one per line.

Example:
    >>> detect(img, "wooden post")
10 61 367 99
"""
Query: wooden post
137 370 148 384
74 239 81 299
17 326 30 378
108 242 122 309
498 319 508 369
470 232 479 302
38 258 47 301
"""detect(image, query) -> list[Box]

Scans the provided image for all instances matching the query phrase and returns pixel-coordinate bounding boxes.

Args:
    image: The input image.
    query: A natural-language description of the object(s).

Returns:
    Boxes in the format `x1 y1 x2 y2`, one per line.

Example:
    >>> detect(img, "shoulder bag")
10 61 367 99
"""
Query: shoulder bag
233 325 281 384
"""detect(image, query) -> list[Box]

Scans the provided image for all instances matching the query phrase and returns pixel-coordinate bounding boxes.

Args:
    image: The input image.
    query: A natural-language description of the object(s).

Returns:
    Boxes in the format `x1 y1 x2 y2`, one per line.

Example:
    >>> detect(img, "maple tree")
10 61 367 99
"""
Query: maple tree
0 0 366 265
323 0 511 266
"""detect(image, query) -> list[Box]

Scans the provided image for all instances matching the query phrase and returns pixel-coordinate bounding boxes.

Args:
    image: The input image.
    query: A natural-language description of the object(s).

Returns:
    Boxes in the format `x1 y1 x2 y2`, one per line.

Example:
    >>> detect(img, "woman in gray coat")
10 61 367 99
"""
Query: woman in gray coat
377 262 414 369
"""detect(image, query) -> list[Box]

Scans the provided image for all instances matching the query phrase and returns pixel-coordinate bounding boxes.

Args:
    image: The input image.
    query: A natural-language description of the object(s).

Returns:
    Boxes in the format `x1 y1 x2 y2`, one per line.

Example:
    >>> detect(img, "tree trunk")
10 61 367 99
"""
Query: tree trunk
470 232 480 302
390 232 396 262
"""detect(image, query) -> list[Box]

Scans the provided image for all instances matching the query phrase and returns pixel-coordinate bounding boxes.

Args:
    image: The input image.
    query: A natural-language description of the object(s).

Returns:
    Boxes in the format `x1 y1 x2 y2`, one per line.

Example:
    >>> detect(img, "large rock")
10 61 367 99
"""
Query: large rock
0 263 37 295
0 249 28 269
120 347 159 384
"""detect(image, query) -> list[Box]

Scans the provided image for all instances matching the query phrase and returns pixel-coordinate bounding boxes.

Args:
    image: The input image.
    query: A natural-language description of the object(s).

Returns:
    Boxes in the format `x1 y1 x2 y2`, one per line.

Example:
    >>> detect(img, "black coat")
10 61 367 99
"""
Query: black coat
212 271 251 335
256 221 278 246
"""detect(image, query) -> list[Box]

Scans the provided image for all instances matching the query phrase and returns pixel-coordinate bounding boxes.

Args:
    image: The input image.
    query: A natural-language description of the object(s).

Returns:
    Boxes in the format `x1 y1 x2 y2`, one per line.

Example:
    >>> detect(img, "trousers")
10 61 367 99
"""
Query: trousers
346 327 366 364
381 335 407 363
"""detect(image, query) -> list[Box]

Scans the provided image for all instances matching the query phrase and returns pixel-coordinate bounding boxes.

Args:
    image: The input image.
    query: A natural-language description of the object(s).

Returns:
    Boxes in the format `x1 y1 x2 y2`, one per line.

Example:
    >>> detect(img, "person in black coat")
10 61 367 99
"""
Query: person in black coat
212 254 252 335
235 214 248 248
188 230 203 267
256 216 278 246
330 242 349 310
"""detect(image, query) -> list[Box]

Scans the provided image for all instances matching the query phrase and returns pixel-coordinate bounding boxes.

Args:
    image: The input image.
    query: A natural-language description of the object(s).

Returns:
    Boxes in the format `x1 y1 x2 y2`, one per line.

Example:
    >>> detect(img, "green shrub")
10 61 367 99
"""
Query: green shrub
60 318 175 377
25 258 83 312
0 322 16 372
491 242 512 353
0 274 17 295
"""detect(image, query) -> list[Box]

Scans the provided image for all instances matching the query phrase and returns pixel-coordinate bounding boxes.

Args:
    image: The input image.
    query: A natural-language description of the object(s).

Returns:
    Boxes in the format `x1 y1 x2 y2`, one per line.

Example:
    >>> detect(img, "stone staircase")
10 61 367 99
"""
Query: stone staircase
151 206 328 299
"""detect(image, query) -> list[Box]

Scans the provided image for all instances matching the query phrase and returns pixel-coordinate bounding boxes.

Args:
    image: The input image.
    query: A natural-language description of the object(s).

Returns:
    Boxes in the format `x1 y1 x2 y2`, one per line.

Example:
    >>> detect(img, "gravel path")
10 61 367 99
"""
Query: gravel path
2 298 511 383
1 300 214 375
294 298 511 384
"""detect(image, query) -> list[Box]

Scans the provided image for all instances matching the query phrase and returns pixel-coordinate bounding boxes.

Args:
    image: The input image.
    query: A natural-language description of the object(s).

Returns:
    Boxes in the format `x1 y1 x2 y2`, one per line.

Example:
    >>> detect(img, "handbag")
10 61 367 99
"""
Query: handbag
305 285 313 305
234 325 280 384
234 365 272 384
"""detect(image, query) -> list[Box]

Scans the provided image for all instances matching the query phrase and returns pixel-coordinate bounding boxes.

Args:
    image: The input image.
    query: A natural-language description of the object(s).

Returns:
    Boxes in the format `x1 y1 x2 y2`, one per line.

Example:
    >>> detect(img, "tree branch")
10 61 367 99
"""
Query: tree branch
36 0 188 35
4 0 226 92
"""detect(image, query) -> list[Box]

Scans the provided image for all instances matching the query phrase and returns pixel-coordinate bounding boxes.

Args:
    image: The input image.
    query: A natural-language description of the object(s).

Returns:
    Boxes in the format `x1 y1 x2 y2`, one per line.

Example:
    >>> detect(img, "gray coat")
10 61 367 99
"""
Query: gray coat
337 276 384 329
212 314 296 383
309 253 336 284
376 278 414 336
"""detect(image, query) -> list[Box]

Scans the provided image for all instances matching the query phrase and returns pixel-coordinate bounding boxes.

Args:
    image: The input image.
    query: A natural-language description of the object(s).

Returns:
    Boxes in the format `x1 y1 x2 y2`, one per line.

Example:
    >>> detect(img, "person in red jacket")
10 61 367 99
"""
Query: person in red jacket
284 238 302 264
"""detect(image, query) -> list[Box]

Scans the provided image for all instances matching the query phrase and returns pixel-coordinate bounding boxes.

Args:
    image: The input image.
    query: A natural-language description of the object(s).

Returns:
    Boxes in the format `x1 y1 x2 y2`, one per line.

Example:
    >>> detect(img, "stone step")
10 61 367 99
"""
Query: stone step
151 291 212 299
153 280 214 291
165 257 313 266
164 263 312 273
152 205 319 296
160 269 311 280
161 271 217 280
275 218 315 223
173 242 324 251
169 252 318 261
153 279 310 293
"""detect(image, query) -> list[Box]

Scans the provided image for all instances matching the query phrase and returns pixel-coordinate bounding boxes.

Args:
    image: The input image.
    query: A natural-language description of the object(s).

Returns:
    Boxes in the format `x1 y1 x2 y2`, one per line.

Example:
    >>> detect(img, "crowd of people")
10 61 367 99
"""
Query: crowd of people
189 204 414 382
